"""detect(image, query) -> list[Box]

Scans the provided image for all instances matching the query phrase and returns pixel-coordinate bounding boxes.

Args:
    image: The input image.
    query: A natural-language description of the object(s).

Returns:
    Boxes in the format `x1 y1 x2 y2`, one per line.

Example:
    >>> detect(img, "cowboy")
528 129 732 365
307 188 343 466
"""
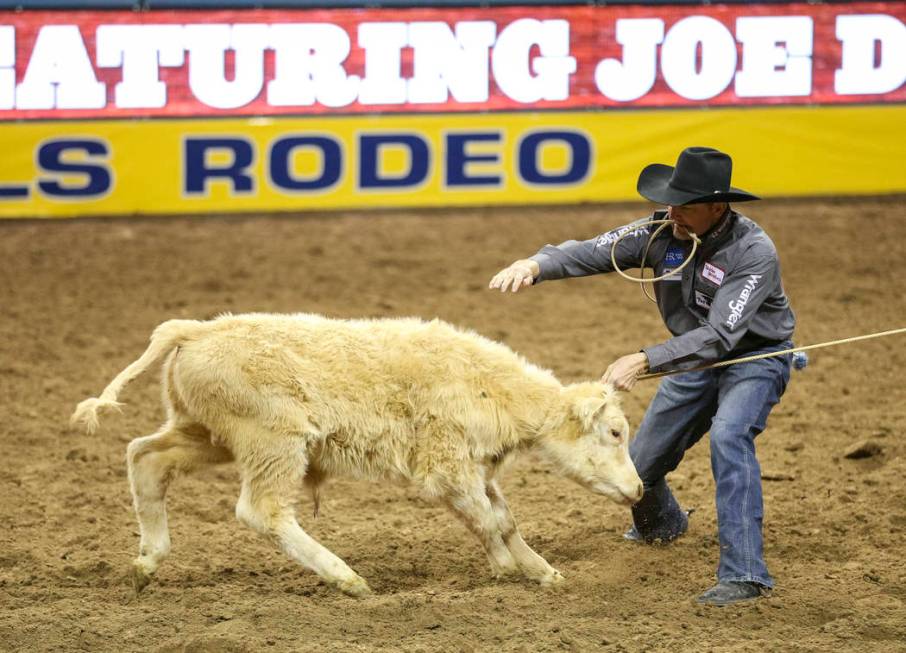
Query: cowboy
489 147 796 606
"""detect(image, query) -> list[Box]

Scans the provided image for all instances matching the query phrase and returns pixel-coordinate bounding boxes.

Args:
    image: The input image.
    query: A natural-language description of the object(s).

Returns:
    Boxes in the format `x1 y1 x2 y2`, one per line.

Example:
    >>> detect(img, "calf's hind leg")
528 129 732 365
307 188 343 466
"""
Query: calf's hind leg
126 422 233 593
232 433 371 597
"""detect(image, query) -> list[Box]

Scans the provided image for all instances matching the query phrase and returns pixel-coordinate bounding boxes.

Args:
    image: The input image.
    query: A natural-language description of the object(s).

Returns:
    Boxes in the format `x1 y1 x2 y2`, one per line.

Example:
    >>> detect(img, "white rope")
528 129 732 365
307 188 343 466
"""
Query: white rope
638 327 906 381
609 219 700 299
638 221 673 303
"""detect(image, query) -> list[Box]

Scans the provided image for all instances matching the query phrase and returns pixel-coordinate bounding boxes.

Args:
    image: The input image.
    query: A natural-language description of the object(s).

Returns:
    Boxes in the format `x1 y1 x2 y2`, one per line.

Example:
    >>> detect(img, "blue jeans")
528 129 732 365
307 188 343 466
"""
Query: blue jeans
629 341 792 588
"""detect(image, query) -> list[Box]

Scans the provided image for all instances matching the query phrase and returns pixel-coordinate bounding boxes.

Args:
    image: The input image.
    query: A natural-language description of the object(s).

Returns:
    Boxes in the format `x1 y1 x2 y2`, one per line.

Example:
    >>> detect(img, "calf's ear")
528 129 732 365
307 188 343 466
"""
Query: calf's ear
601 383 623 410
572 396 607 431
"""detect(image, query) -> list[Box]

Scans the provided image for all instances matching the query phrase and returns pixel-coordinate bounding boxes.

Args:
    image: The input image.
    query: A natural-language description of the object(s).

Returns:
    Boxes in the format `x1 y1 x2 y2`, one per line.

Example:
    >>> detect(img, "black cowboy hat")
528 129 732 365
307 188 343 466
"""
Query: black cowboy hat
636 146 759 205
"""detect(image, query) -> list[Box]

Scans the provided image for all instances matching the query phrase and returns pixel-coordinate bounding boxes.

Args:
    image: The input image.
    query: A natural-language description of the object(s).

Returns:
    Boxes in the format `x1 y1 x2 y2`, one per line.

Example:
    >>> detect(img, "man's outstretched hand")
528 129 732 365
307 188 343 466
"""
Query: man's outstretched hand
488 259 540 293
602 352 650 392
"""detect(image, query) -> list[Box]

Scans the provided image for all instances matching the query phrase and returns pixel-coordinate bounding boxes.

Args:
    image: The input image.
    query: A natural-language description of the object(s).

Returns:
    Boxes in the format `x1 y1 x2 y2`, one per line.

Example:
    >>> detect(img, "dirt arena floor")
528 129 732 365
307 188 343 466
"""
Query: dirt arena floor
1 197 904 653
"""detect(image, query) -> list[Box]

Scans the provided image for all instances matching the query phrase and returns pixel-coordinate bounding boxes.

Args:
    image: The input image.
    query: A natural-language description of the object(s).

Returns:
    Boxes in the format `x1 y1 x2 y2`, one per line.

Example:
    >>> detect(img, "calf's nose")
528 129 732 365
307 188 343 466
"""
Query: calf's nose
633 482 644 502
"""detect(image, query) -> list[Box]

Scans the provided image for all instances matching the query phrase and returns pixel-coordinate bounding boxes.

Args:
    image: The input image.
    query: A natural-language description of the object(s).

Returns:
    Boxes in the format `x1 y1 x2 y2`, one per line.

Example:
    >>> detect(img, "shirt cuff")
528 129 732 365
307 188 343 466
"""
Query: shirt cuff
529 252 554 282
642 344 671 373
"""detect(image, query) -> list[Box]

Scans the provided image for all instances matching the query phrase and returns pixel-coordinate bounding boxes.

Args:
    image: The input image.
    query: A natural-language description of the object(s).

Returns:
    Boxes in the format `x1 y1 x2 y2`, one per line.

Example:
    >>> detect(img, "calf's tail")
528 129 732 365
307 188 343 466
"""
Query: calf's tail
70 319 206 434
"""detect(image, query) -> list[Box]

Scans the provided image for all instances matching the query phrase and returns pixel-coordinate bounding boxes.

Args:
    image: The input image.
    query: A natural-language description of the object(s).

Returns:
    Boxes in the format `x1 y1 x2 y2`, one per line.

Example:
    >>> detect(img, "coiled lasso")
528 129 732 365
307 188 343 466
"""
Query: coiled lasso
608 219 700 303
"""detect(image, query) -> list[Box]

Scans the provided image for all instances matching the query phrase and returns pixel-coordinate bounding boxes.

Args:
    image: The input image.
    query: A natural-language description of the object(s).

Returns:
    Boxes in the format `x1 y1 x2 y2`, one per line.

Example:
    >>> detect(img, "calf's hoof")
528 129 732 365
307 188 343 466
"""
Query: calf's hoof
491 565 520 580
130 562 154 595
538 569 565 586
493 571 519 581
335 575 372 598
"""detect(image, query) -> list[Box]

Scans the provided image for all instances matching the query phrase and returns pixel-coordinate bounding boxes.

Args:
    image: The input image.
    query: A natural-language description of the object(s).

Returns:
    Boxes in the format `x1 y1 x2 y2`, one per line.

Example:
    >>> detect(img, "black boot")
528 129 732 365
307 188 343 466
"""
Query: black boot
696 581 763 606
625 478 689 544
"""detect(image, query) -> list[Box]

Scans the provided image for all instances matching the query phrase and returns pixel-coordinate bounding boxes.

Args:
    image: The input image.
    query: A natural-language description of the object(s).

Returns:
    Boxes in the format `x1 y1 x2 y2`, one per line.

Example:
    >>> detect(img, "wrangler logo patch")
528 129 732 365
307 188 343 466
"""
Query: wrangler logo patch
725 274 763 329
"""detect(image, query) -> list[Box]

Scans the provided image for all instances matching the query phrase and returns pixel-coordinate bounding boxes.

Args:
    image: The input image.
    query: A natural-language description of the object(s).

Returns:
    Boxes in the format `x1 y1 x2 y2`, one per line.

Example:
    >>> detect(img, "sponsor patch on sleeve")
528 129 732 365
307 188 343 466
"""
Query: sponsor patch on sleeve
594 224 650 249
702 262 725 286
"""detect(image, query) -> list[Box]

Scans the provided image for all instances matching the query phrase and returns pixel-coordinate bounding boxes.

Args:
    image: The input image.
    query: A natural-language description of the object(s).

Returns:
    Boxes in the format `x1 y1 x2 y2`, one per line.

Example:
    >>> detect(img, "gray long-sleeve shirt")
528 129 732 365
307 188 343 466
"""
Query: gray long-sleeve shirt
530 209 796 373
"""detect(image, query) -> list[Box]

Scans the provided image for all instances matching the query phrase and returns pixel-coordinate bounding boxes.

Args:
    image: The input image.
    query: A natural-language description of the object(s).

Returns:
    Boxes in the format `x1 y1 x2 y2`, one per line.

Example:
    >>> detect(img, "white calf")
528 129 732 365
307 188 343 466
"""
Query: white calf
72 313 642 596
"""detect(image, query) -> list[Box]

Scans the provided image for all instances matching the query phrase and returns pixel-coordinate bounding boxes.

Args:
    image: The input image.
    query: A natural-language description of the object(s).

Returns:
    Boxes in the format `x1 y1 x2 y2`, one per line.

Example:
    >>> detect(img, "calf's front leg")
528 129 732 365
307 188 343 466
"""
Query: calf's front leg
486 479 563 585
443 479 520 580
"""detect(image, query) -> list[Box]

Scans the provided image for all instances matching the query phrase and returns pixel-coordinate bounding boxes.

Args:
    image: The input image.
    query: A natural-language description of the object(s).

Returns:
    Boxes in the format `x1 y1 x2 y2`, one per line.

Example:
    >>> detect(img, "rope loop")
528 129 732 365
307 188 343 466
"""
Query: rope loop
609 220 701 291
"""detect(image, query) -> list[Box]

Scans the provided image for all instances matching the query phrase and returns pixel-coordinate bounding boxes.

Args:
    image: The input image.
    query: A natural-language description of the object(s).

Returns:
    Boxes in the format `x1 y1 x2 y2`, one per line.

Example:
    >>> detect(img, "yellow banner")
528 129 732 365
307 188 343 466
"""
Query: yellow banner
1 105 904 219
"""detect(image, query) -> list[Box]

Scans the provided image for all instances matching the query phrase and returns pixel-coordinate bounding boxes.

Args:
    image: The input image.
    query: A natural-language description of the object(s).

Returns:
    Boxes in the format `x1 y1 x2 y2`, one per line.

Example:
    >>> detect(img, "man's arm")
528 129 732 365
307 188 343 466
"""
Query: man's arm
488 216 657 293
532 218 655 283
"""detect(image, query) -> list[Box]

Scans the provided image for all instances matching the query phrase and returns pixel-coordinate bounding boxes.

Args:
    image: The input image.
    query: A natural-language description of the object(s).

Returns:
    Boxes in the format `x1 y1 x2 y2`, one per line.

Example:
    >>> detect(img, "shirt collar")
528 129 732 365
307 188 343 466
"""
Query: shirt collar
702 207 733 242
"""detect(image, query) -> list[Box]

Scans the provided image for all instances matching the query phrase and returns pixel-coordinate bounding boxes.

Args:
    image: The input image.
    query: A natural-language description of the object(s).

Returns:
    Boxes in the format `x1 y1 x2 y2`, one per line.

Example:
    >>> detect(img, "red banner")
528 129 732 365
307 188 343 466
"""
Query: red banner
1 2 904 120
